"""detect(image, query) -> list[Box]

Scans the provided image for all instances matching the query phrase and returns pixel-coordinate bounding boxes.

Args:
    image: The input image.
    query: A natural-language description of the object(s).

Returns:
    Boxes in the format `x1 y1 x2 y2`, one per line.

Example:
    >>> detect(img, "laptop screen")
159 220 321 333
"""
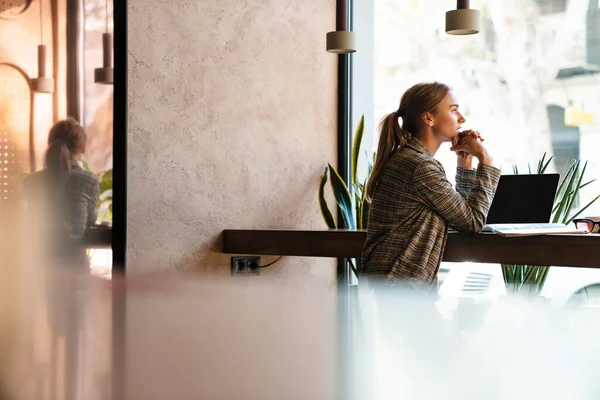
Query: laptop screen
485 173 560 224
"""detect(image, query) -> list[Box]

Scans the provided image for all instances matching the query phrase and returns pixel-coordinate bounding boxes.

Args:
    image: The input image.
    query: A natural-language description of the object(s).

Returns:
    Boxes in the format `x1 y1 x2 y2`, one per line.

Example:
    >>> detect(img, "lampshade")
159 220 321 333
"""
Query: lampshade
326 31 356 54
31 0 53 93
94 0 113 84
94 32 113 84
446 8 480 35
31 44 54 93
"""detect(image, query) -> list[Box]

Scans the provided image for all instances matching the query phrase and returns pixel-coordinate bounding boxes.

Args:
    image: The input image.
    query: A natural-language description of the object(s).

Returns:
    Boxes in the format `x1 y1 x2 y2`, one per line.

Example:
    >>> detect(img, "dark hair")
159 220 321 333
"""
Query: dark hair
365 82 451 201
44 118 87 183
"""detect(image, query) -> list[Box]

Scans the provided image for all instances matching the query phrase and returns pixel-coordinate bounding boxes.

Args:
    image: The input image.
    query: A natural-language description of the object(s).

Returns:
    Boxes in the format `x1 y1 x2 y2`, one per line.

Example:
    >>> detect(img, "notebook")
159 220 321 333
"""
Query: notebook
482 223 586 237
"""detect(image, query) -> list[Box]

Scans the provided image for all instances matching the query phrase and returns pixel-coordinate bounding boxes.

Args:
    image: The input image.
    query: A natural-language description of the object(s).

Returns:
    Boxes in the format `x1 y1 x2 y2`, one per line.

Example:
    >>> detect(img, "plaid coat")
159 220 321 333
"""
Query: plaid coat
24 165 100 242
361 137 501 289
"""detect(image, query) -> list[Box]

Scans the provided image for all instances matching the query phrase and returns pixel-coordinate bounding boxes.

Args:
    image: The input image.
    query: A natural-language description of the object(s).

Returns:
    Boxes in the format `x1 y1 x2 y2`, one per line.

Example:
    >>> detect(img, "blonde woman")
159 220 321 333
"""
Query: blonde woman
362 82 500 291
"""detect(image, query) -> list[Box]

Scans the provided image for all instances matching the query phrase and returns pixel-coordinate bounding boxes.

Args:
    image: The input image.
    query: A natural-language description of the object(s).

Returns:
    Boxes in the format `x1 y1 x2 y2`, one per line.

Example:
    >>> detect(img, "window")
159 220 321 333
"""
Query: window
83 0 113 174
354 0 600 300
83 0 113 227
356 0 600 219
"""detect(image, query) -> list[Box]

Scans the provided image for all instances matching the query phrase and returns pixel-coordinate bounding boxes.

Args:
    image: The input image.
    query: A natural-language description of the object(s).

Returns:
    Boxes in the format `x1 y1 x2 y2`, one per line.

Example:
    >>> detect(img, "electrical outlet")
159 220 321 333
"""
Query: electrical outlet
246 257 260 275
230 256 261 276
231 257 247 275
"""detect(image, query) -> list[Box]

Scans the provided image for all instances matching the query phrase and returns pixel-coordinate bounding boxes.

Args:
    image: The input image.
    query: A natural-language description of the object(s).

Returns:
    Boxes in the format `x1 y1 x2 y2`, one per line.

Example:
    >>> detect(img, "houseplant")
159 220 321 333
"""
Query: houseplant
318 115 372 275
83 161 113 225
501 153 600 296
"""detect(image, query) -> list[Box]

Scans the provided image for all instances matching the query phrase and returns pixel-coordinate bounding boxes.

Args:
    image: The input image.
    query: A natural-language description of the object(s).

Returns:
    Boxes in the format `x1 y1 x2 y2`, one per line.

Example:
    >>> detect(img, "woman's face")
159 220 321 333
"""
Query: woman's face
429 91 466 143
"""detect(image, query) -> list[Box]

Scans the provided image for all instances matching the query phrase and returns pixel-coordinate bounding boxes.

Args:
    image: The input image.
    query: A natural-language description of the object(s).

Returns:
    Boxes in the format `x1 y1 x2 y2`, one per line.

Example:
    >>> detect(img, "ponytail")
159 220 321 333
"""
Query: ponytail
44 140 73 184
365 112 411 202
365 82 452 201
43 118 87 185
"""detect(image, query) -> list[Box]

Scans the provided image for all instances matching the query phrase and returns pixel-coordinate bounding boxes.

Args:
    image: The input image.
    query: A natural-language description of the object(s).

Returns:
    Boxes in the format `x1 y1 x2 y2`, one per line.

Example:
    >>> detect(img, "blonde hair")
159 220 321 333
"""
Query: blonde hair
365 82 451 201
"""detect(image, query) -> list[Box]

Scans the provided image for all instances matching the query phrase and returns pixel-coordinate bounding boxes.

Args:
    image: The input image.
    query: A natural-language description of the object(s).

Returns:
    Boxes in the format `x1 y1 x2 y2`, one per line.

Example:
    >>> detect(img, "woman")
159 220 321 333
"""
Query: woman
24 118 100 255
361 82 501 290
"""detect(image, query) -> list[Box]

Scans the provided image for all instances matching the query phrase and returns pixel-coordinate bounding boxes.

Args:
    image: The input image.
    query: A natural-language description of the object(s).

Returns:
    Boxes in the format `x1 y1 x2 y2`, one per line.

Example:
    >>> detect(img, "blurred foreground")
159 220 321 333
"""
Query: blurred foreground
0 265 599 399
2 207 600 399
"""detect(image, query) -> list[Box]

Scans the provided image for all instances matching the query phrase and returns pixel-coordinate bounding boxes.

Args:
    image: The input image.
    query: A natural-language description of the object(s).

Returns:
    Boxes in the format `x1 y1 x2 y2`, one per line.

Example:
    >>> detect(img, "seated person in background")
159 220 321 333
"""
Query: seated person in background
23 118 100 256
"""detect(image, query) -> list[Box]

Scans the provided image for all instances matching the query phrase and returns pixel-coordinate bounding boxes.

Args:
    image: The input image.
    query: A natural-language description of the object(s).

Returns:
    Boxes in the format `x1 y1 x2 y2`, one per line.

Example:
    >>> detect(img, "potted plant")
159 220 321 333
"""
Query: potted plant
501 154 600 296
83 161 113 225
318 115 372 275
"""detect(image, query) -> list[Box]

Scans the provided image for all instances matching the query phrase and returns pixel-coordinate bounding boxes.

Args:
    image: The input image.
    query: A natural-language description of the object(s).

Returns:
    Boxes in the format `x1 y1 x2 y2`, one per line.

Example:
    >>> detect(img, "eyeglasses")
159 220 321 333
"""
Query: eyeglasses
573 218 600 233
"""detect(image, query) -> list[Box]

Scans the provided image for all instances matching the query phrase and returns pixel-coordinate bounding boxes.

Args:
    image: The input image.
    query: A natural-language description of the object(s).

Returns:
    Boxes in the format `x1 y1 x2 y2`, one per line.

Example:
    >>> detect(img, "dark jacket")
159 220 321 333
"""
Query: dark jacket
24 164 100 245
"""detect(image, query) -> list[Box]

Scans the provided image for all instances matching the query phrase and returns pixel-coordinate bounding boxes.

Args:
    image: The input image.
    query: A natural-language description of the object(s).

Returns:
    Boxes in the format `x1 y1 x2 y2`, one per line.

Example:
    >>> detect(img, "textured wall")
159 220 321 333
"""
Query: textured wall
127 0 338 282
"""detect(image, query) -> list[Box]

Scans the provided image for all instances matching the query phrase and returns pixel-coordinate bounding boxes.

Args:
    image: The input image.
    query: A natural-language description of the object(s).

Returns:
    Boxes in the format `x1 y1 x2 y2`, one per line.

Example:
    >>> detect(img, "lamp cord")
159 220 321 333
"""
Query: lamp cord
39 0 43 44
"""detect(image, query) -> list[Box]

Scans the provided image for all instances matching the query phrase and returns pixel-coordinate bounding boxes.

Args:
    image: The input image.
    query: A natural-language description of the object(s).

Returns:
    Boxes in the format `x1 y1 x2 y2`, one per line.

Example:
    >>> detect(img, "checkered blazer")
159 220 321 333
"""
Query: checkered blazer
361 137 501 289
24 164 100 242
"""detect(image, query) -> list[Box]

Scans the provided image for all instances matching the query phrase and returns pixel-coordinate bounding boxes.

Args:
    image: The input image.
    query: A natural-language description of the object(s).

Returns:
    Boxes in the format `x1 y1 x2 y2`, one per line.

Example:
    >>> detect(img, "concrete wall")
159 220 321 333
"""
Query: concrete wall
127 0 338 283
127 1 339 396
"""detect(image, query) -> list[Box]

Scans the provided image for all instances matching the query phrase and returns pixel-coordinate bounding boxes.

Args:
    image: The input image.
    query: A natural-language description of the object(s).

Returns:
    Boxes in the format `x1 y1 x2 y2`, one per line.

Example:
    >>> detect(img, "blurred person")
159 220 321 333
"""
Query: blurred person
362 82 500 291
23 118 99 262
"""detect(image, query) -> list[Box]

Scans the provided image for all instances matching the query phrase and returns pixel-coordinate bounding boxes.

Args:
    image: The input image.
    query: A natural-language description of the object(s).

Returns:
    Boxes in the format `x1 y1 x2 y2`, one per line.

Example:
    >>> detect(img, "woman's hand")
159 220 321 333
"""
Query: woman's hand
452 130 481 169
451 130 493 166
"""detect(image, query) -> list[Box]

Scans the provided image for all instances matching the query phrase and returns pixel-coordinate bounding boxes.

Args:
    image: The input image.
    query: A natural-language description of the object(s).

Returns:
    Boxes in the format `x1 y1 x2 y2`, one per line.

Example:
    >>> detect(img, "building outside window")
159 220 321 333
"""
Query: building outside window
353 0 600 301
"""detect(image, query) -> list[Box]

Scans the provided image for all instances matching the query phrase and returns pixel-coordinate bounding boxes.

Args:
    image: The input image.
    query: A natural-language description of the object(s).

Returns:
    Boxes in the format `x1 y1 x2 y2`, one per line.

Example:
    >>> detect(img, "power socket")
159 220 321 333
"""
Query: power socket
230 256 261 276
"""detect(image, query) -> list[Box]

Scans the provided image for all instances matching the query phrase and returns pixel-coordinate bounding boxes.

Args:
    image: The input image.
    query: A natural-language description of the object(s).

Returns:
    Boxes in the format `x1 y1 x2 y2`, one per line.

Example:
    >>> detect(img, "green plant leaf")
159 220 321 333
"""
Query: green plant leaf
554 161 577 206
358 177 370 230
319 167 337 229
355 192 362 229
562 161 588 224
352 115 365 186
99 179 112 194
569 194 600 222
553 160 579 223
579 179 596 190
100 169 113 182
361 199 370 231
328 163 355 230
540 155 553 174
505 152 600 296
82 159 95 173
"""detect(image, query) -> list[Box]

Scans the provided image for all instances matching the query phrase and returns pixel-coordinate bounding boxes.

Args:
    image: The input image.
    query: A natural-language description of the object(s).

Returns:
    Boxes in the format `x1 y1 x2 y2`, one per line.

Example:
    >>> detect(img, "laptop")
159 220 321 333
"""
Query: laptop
481 173 585 236
486 174 560 224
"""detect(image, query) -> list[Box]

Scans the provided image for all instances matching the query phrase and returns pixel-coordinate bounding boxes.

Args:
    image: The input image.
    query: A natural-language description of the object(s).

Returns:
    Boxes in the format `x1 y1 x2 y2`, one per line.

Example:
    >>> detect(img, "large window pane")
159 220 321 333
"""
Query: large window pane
371 0 600 215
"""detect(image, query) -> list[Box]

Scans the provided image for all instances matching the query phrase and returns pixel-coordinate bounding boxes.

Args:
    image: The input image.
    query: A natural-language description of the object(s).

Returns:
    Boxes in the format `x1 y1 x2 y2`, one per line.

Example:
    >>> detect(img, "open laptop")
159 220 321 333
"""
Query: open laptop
486 174 560 224
481 173 585 236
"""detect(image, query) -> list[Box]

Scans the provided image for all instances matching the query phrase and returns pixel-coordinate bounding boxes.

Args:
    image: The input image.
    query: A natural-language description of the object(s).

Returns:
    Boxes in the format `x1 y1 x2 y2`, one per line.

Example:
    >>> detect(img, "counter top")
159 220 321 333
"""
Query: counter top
222 229 600 268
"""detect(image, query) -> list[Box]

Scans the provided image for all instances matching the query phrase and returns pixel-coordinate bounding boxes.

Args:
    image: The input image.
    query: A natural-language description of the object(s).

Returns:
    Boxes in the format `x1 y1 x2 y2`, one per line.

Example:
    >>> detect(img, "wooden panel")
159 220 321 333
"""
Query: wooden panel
223 229 366 258
222 229 600 268
444 233 600 267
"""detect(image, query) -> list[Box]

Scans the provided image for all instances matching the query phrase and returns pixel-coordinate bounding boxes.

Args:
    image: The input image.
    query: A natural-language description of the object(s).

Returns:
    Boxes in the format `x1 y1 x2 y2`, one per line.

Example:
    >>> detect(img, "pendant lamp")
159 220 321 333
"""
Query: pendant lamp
446 0 480 35
94 0 113 84
326 0 356 53
31 0 54 93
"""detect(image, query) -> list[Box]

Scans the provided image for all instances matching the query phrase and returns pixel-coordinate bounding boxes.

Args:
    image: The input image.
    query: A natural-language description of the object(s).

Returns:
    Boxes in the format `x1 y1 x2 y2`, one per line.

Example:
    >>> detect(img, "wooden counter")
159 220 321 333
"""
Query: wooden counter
222 229 600 268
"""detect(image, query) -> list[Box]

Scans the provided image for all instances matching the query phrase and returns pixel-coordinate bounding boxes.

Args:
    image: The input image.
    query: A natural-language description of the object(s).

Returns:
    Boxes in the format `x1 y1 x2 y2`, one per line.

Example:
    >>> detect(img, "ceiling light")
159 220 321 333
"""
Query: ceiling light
446 0 480 35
